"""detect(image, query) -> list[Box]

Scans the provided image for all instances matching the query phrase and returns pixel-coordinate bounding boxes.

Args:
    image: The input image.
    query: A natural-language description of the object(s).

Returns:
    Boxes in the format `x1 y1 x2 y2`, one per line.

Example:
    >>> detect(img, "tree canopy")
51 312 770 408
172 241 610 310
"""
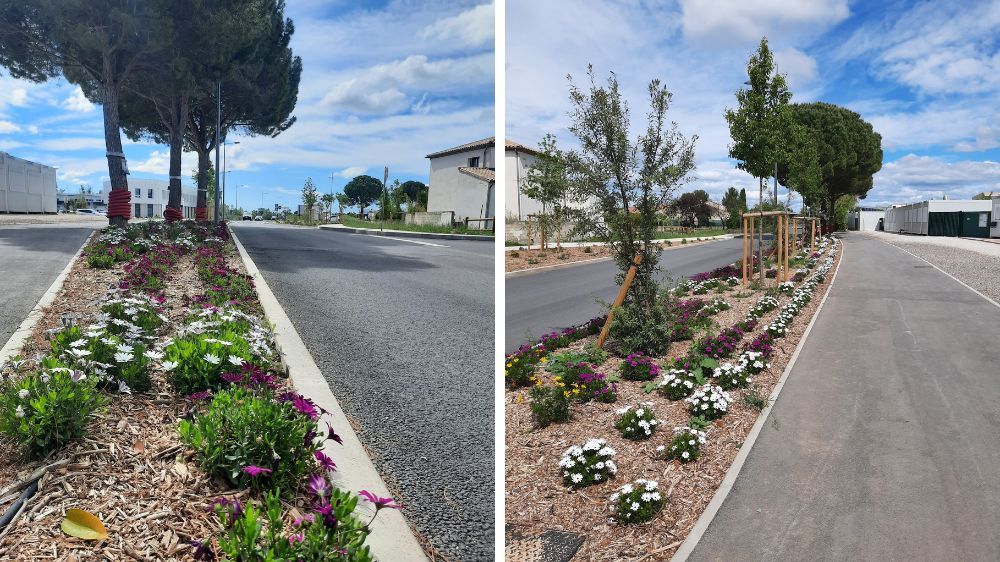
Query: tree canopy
781 102 883 218
344 175 383 215
673 190 712 227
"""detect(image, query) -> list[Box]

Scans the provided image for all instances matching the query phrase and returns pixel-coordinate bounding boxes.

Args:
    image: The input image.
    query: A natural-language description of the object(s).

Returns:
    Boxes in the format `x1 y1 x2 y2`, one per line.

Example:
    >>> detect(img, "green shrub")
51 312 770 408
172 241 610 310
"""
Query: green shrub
163 330 255 394
609 479 665 524
614 403 660 440
179 387 323 492
559 438 616 488
86 252 115 269
529 384 570 427
210 489 373 562
0 360 105 457
657 426 707 463
608 300 672 357
51 325 154 392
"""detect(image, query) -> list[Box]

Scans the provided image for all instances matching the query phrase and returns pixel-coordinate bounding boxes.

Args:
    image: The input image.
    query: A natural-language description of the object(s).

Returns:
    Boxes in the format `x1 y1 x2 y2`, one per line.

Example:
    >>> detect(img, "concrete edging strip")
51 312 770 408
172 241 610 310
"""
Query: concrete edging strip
0 232 93 364
318 223 493 241
671 243 847 562
230 229 428 562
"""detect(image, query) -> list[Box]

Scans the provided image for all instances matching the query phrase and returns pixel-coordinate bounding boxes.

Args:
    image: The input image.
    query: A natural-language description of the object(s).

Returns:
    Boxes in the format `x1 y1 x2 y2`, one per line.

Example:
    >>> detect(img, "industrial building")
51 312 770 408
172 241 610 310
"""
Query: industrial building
0 152 57 213
883 200 993 237
847 206 886 232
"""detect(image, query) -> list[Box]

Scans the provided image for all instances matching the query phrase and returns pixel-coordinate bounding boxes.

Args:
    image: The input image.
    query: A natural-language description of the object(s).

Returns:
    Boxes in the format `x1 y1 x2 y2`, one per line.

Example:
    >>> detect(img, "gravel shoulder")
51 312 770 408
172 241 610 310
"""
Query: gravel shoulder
867 231 1000 302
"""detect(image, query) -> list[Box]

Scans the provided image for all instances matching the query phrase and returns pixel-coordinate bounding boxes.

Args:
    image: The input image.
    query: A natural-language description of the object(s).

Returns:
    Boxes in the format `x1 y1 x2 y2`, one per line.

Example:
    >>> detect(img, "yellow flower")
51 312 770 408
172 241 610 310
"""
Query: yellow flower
563 391 571 398
539 357 548 363
505 363 512 368
516 393 524 403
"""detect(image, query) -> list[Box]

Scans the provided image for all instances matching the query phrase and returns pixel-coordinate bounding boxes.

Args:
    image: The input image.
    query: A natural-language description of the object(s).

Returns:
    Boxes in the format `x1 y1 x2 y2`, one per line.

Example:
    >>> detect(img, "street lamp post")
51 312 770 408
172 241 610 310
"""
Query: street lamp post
223 140 239 220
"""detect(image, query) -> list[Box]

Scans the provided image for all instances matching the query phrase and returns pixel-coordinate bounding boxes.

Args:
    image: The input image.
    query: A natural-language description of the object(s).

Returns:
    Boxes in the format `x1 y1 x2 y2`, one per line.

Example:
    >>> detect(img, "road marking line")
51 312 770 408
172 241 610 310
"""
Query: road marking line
351 233 448 247
230 229 429 562
672 243 847 561
0 232 93 364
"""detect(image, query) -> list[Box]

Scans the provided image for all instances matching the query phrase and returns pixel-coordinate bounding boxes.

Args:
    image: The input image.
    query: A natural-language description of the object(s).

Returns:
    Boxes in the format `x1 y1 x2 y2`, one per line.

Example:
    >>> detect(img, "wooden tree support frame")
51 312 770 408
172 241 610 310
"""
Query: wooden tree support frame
596 254 644 349
740 210 796 286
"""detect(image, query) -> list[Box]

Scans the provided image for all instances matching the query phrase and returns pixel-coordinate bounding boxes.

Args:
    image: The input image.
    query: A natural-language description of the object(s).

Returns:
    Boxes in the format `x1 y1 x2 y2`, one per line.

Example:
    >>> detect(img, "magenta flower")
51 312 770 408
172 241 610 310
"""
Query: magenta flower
242 465 272 477
187 391 212 400
325 423 343 445
359 490 401 511
293 513 315 527
316 500 338 527
220 372 244 384
314 450 337 471
288 532 305 546
307 473 329 497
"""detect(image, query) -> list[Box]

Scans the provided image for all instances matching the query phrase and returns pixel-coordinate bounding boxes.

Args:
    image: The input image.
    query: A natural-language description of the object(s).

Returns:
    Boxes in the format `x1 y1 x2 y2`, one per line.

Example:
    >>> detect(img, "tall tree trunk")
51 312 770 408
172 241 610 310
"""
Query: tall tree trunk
166 95 189 221
102 81 130 228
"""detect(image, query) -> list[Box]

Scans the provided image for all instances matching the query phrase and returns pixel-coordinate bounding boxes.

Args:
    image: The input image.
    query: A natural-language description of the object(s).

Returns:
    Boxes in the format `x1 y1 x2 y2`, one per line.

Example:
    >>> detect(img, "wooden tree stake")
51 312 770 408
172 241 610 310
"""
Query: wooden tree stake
596 254 644 349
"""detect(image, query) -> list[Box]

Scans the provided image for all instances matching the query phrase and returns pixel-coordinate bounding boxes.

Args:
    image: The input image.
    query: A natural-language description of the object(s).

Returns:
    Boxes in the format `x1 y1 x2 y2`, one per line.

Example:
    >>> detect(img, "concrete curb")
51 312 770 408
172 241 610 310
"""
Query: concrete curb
0 232 93 364
230 230 429 562
503 234 735 251
318 223 493 241
671 243 846 562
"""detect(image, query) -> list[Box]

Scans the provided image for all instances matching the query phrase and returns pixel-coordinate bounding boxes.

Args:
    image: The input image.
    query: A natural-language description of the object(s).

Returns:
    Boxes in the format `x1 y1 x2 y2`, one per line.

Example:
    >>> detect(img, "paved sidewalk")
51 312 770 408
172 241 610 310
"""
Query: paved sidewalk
868 230 1000 257
688 233 1000 561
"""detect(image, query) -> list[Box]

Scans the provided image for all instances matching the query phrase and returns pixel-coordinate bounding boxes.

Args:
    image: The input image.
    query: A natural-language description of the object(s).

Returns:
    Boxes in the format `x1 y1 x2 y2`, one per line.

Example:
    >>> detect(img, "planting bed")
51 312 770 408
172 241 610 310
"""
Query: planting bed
504 237 842 561
0 222 388 560
506 238 722 273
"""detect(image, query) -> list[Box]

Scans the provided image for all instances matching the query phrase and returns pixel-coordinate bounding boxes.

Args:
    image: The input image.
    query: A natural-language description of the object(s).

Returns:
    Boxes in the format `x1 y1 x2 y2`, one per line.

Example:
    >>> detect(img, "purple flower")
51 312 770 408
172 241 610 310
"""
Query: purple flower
242 465 272 477
325 422 343 445
293 513 315 526
308 473 329 497
288 532 305 546
220 372 244 384
316 500 338 527
360 490 401 511
189 540 216 560
315 450 337 471
187 391 212 400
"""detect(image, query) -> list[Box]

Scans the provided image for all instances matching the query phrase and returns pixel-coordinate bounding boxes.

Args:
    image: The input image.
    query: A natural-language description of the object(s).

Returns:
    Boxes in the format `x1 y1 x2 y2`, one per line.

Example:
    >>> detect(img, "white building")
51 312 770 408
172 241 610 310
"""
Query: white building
0 152 57 213
102 178 197 219
847 206 886 231
504 139 540 222
884 200 992 237
425 137 496 228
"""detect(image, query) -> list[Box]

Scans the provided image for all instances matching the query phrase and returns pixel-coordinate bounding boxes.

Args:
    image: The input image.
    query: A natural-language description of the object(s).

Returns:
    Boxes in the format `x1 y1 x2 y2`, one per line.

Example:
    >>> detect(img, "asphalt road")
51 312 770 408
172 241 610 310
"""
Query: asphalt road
231 222 494 562
690 234 1000 561
0 224 98 350
505 236 767 352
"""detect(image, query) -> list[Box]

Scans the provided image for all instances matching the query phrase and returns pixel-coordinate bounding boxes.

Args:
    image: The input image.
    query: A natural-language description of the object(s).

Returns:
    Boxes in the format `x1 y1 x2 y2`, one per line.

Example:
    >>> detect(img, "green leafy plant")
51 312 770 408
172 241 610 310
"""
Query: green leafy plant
619 353 660 381
208 488 374 562
657 426 707 463
101 294 166 338
50 325 154 392
0 360 105 457
609 479 665 524
179 387 325 492
614 403 660 440
608 300 672 357
163 330 254 394
529 383 570 427
559 438 617 488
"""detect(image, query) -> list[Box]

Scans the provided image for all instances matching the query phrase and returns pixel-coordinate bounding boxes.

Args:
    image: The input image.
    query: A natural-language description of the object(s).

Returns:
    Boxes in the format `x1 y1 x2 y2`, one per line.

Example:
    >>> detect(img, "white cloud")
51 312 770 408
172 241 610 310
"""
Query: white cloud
0 120 22 134
867 154 1000 205
678 0 849 46
338 166 366 178
34 137 105 151
774 48 818 88
421 1 494 47
321 53 493 114
63 86 96 113
867 102 1000 153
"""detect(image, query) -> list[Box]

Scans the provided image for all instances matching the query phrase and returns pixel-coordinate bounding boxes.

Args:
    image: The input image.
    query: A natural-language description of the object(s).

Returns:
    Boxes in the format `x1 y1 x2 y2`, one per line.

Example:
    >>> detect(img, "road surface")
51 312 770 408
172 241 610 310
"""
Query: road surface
505 236 767 352
0 223 99 350
231 222 494 562
690 234 1000 561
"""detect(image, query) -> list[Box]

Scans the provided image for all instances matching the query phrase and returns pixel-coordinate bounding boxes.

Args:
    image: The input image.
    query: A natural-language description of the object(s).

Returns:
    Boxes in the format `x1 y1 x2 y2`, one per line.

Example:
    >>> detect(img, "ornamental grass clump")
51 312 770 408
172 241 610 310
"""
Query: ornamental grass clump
658 426 707 463
179 387 335 493
207 486 375 562
614 403 660 440
609 479 665 525
657 368 698 400
685 384 732 420
559 438 617 488
619 353 660 381
0 358 105 458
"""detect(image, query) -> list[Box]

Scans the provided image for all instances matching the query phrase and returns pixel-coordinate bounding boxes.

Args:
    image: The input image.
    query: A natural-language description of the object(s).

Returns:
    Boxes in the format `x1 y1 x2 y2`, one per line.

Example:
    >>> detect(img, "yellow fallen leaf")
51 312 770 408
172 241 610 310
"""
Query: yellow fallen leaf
61 509 108 540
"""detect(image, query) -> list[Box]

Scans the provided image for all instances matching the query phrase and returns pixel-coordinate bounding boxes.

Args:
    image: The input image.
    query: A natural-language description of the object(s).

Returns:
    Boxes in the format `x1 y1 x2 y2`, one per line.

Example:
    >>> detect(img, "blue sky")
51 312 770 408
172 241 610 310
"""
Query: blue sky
506 0 1000 208
0 0 494 212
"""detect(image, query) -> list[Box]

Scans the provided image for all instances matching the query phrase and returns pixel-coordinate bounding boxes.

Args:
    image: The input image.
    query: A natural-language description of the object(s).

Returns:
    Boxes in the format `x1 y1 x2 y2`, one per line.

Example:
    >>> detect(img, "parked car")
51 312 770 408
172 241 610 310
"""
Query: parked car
253 215 263 221
242 214 252 221
75 208 102 216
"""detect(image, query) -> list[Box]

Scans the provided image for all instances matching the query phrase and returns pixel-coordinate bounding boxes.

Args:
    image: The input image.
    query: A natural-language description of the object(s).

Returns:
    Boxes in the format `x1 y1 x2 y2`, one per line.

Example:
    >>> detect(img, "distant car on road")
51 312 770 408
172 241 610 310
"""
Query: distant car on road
75 208 103 216
242 214 252 221
253 215 263 221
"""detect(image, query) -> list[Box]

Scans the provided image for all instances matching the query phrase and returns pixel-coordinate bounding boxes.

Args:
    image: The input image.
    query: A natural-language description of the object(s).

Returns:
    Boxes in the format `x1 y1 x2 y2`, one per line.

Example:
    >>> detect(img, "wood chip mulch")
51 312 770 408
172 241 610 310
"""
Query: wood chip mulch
0 242 272 560
505 247 843 561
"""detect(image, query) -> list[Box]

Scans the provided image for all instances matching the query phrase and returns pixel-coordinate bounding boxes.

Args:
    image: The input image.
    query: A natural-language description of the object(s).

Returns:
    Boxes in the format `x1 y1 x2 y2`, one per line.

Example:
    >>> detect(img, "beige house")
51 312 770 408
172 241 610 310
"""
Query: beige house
503 139 541 221
425 137 496 229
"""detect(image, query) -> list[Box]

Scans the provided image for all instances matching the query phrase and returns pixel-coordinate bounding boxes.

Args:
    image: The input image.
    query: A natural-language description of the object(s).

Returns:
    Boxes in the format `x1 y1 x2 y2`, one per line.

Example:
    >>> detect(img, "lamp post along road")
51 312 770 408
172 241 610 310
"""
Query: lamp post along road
381 166 388 233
